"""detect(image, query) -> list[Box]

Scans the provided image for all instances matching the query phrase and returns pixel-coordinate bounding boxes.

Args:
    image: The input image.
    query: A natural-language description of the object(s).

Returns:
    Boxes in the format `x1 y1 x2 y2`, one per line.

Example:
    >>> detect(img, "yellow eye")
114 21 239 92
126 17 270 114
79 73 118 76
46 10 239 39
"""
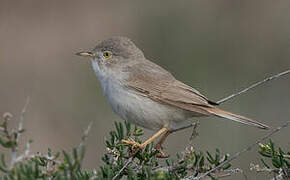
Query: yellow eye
103 51 112 58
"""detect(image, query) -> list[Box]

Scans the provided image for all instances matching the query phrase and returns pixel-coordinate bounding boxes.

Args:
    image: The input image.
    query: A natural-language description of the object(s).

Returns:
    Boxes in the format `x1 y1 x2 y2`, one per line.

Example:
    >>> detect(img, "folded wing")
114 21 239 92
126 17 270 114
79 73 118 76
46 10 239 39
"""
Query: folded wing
125 59 269 129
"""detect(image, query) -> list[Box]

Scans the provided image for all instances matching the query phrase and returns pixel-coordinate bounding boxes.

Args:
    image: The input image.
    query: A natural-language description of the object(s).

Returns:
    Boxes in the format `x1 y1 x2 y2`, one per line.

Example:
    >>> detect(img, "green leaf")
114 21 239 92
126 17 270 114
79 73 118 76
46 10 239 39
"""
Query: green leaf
215 149 220 163
125 121 131 137
63 151 73 169
222 163 231 170
206 151 214 164
133 126 144 137
272 158 281 168
199 155 204 168
193 152 200 167
259 150 272 158
165 160 170 166
269 140 275 156
48 148 52 157
261 158 270 168
0 138 14 148
119 122 124 140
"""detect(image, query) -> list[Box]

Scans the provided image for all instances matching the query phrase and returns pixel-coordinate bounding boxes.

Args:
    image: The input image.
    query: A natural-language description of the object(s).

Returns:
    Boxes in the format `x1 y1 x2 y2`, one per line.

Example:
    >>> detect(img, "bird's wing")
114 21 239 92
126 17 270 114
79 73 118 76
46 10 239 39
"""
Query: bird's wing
124 60 214 115
124 59 269 129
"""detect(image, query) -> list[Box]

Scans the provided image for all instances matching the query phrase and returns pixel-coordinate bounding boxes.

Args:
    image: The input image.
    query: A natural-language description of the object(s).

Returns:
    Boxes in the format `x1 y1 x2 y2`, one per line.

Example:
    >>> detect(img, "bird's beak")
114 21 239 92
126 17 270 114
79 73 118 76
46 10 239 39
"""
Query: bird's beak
75 51 94 57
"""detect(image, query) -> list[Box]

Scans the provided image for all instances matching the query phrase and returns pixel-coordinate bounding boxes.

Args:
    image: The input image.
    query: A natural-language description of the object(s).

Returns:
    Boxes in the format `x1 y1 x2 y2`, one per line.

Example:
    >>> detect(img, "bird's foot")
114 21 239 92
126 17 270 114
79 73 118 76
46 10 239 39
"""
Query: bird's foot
155 144 169 158
121 138 169 158
121 138 144 149
121 138 145 157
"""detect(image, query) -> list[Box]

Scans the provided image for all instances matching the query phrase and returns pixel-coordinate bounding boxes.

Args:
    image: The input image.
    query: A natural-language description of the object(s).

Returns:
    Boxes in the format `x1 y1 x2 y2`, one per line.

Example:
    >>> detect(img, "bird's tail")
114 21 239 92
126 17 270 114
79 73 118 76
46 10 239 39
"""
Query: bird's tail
203 107 269 129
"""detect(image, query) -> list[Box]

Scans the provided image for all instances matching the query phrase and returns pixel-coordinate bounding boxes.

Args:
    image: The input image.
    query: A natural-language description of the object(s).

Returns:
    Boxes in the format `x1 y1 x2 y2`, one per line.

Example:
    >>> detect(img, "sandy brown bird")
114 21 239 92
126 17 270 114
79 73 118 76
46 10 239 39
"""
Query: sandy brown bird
76 36 269 157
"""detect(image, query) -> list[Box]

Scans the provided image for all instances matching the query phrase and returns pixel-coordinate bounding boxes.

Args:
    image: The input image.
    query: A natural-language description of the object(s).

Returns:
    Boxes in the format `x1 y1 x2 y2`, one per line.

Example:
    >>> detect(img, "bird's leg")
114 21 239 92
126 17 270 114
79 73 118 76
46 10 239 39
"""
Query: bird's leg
121 127 167 155
154 130 172 158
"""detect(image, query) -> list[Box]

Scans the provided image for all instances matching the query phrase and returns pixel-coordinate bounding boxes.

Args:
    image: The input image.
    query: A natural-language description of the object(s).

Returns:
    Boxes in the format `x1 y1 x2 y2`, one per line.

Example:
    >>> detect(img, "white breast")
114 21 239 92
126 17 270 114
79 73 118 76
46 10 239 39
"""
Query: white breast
104 80 192 130
91 60 191 130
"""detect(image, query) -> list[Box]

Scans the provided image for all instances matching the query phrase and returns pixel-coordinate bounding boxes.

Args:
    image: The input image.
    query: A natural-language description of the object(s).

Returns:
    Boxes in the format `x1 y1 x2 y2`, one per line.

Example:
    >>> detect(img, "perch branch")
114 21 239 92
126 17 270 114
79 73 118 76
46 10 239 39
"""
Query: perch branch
217 69 290 104
172 69 290 133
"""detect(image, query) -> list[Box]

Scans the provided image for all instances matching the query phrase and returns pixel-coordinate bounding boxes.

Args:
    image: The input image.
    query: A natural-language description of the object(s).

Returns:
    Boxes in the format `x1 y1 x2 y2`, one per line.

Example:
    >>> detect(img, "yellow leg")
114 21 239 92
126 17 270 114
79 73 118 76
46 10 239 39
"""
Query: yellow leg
155 130 172 148
155 130 172 158
121 127 167 149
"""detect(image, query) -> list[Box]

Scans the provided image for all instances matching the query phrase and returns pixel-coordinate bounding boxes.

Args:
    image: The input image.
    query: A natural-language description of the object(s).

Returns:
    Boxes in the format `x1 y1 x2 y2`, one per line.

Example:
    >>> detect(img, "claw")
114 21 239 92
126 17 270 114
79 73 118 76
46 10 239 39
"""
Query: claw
121 138 145 157
156 151 170 158
155 144 169 158
120 127 170 158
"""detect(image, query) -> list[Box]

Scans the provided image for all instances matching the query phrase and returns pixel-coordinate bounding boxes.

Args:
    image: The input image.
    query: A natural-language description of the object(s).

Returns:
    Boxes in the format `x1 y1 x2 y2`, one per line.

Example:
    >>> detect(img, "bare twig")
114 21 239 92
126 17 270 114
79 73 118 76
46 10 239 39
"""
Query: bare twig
182 121 290 180
9 97 30 169
189 122 199 141
217 69 290 104
171 122 199 133
78 121 93 151
173 70 290 134
112 157 133 180
210 168 244 179
18 97 30 136
14 141 32 163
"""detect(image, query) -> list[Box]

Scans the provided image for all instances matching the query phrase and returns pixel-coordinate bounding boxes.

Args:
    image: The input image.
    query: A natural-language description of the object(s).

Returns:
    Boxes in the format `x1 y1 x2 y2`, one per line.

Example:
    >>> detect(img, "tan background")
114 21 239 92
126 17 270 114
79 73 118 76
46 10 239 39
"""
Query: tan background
1 1 290 179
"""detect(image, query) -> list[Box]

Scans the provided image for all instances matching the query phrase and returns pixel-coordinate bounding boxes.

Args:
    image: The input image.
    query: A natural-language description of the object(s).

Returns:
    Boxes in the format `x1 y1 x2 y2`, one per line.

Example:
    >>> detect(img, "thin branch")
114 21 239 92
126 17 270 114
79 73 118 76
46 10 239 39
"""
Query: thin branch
171 122 199 133
189 121 199 141
9 96 30 169
112 157 133 180
78 121 93 151
172 69 290 134
18 97 30 135
217 69 290 104
182 121 290 180
209 168 244 179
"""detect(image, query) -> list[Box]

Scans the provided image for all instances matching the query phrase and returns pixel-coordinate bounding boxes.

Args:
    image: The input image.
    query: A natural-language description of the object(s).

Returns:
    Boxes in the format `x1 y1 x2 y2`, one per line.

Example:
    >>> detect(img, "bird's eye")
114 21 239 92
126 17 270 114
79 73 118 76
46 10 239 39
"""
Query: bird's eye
103 51 112 59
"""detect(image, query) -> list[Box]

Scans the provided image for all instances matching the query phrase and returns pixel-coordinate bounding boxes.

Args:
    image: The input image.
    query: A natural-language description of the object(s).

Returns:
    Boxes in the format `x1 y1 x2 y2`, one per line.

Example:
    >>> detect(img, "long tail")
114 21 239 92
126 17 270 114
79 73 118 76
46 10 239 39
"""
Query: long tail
203 107 269 129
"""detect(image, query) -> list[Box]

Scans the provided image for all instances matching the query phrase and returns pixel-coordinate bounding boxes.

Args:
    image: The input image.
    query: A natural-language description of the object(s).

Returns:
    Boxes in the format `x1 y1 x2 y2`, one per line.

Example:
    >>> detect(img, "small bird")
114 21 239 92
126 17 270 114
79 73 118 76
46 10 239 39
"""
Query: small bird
76 36 269 157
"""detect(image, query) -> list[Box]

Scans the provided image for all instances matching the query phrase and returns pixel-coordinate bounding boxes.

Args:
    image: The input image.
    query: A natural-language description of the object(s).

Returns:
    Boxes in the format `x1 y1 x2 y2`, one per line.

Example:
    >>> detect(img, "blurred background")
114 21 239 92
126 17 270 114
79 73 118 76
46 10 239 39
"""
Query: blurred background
1 0 290 179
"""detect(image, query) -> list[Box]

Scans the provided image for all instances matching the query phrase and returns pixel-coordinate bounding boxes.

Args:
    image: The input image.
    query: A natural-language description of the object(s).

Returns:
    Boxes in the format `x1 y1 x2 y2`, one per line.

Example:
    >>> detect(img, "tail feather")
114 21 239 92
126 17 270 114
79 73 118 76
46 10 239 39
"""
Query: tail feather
204 107 269 129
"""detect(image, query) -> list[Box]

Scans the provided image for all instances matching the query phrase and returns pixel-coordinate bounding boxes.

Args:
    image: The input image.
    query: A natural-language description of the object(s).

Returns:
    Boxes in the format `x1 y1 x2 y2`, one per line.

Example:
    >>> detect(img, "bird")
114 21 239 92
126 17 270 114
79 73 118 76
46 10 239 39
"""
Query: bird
76 36 269 157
